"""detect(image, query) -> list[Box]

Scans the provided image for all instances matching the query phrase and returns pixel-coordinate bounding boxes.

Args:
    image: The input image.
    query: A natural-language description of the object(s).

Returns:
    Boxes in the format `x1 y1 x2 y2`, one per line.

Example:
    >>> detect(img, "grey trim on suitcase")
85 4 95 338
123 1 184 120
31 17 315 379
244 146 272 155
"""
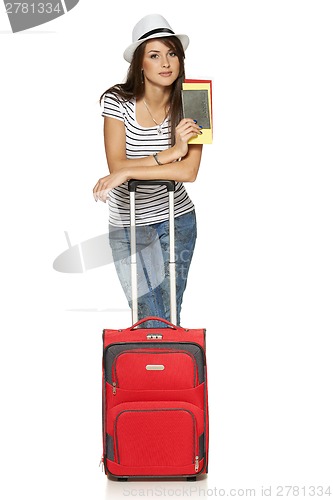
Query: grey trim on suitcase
199 432 205 460
104 342 206 385
106 433 115 461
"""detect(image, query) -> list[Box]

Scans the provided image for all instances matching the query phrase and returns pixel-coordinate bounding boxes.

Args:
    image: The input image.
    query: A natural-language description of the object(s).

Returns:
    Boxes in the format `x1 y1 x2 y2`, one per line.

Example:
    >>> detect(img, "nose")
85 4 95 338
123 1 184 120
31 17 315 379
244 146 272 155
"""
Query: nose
161 56 170 68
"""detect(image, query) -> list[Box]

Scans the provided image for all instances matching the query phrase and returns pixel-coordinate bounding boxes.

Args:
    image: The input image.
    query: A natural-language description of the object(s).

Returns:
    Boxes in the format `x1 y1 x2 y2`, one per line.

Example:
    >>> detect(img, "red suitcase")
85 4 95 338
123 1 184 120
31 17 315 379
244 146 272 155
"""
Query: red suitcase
101 180 209 480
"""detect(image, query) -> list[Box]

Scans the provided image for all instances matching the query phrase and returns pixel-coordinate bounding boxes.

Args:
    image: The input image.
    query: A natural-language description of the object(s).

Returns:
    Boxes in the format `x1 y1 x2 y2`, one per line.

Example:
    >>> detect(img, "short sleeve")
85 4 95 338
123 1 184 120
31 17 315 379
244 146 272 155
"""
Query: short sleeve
101 92 125 122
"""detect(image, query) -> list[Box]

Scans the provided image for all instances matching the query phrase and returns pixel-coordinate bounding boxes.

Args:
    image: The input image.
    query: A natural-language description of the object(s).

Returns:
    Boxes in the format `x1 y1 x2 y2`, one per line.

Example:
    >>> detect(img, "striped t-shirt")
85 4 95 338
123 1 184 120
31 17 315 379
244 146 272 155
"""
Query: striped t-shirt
101 92 195 227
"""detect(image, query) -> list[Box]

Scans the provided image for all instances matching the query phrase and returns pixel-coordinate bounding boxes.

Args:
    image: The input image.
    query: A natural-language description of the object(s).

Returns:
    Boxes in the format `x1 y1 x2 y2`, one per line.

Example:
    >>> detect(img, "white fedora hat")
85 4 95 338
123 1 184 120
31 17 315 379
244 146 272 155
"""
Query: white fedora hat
123 14 190 63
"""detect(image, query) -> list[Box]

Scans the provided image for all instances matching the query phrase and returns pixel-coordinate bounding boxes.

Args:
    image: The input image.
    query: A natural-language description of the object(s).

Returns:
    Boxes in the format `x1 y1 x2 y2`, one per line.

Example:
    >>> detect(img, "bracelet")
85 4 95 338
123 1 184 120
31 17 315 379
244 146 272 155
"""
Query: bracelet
153 152 162 165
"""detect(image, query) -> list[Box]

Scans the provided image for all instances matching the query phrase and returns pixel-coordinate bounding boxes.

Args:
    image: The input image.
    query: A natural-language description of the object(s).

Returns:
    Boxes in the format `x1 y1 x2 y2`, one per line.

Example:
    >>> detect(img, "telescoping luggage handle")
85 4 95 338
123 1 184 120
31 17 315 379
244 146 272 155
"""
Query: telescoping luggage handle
128 180 177 325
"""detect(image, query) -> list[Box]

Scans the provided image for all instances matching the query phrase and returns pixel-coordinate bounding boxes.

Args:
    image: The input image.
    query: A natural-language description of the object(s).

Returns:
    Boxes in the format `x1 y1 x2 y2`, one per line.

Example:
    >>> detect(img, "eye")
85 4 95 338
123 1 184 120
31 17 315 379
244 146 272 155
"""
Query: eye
169 51 177 57
150 53 159 59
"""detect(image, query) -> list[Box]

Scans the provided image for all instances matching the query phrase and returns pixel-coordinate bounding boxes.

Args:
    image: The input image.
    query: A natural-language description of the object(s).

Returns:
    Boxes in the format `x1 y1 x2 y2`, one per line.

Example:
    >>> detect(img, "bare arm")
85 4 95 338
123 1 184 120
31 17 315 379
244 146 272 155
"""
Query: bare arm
93 116 203 202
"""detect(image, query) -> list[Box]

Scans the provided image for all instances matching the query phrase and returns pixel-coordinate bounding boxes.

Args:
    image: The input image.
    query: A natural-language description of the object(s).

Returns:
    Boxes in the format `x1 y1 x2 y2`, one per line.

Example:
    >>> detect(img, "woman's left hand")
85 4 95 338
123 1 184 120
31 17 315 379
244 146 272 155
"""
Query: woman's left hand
93 170 128 202
173 119 202 159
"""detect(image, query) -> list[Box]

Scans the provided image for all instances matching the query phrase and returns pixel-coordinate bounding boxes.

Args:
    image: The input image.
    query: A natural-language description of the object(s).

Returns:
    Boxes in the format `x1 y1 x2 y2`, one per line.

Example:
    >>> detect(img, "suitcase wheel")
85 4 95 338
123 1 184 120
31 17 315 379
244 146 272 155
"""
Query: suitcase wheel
117 477 128 481
186 476 197 481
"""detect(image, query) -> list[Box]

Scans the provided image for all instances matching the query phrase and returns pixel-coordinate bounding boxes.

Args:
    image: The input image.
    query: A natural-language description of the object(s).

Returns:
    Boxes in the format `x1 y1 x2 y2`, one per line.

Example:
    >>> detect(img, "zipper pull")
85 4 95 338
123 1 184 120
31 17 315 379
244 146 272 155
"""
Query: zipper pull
195 455 199 472
112 382 117 395
99 455 104 472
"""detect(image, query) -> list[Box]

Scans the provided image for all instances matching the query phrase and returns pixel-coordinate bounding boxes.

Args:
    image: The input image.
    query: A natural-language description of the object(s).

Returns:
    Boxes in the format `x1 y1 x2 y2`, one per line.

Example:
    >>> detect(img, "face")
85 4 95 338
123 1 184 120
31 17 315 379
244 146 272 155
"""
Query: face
141 39 180 87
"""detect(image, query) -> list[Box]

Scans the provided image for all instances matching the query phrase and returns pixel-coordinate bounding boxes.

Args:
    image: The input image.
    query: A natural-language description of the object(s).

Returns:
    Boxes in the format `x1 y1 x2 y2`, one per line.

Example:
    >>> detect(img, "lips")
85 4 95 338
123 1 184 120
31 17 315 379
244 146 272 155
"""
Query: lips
159 72 172 77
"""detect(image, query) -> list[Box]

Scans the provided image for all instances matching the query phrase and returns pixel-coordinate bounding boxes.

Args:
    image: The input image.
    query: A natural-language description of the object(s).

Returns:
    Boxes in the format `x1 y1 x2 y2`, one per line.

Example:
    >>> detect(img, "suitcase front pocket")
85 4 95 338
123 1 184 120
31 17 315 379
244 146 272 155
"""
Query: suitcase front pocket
108 401 204 473
112 350 198 391
115 408 196 468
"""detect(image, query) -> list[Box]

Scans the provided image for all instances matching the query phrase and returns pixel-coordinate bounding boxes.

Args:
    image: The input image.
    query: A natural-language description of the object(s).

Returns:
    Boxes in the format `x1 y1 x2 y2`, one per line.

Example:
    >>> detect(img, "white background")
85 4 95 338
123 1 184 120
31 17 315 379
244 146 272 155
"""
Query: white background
1 1 332 499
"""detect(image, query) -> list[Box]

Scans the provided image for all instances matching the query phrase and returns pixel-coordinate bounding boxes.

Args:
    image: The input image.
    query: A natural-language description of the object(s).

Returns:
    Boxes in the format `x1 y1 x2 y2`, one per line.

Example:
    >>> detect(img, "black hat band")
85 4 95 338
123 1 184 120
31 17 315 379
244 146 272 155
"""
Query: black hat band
138 28 175 41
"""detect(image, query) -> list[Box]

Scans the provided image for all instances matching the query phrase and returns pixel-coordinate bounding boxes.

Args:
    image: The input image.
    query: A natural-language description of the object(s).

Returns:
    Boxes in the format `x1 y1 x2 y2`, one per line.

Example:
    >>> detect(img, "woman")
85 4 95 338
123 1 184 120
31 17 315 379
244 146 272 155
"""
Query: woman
93 14 203 325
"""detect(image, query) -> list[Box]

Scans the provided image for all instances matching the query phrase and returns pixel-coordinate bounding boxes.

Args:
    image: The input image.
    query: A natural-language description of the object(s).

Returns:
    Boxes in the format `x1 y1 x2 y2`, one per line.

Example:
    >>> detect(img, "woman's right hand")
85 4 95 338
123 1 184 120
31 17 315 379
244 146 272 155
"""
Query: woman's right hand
93 169 129 202
174 118 202 158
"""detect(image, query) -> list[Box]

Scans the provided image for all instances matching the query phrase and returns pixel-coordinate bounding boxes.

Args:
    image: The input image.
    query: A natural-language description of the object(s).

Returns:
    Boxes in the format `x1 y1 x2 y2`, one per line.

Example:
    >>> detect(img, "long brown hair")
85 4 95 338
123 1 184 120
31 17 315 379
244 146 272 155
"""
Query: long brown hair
100 36 186 144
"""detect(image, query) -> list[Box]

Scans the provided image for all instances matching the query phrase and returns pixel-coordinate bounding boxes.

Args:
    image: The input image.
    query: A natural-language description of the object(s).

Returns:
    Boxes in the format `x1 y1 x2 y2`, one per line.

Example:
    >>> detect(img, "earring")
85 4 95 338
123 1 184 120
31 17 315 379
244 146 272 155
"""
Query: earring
141 69 144 83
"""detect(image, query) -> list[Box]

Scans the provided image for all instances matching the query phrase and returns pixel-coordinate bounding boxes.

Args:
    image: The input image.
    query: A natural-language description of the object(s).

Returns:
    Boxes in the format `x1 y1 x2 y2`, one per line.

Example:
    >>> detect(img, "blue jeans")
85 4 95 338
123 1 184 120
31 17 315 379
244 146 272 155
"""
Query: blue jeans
109 210 197 326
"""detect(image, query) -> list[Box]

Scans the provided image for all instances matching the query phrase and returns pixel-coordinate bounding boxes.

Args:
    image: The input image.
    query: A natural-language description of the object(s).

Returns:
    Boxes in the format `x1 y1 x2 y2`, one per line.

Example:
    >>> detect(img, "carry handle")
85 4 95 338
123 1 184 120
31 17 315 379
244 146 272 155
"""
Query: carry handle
129 316 180 331
128 179 175 192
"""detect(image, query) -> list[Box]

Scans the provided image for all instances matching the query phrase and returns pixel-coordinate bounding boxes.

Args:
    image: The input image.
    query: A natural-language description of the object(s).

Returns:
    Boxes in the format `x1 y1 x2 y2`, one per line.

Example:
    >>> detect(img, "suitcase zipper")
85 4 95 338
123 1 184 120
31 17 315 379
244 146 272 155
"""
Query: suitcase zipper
195 455 199 472
112 382 117 395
